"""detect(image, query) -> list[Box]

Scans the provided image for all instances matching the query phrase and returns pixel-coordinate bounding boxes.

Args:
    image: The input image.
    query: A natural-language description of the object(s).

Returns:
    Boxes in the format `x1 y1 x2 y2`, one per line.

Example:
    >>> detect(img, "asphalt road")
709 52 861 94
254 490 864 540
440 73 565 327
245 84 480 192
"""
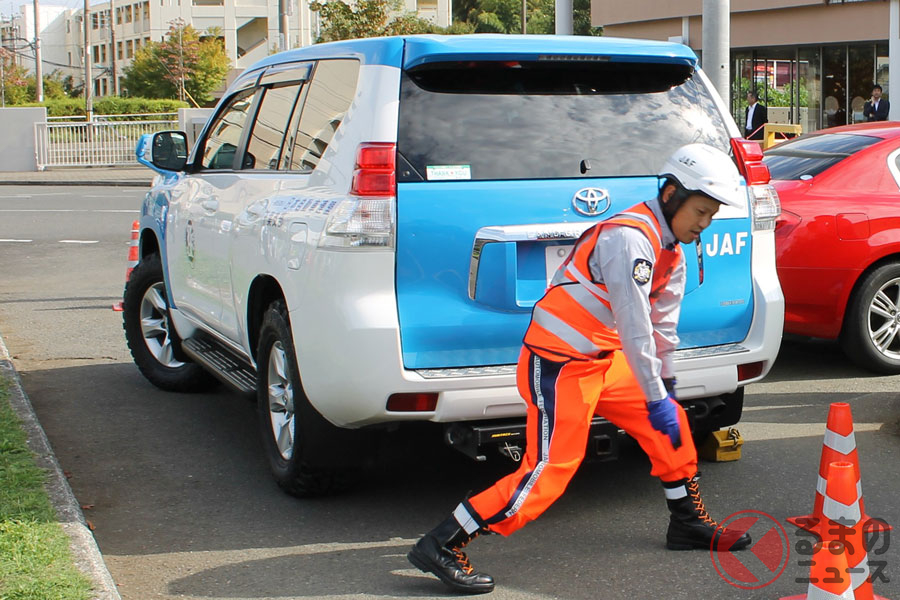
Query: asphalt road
1 185 899 600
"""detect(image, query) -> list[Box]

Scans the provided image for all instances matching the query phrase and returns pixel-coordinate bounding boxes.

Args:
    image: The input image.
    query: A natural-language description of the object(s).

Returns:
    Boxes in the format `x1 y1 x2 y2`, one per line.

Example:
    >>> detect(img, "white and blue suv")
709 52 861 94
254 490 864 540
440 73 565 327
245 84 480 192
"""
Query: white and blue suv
126 34 784 496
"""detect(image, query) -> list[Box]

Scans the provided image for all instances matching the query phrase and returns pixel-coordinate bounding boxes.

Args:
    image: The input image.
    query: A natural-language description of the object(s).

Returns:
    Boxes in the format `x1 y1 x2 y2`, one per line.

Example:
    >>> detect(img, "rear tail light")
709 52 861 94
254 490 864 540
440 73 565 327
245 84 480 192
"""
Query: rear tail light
731 138 781 231
350 142 396 197
320 142 396 249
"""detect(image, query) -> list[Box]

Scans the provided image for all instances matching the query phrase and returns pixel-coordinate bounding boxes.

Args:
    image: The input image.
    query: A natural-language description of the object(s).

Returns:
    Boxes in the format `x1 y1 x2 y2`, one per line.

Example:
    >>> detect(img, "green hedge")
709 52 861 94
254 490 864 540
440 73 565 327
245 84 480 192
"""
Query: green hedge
19 97 189 118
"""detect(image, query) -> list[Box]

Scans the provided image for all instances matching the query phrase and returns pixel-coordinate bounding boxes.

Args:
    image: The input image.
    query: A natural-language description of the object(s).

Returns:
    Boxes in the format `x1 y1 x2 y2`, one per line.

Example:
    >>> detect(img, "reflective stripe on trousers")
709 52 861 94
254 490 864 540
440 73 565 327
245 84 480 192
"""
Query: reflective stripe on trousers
466 347 698 537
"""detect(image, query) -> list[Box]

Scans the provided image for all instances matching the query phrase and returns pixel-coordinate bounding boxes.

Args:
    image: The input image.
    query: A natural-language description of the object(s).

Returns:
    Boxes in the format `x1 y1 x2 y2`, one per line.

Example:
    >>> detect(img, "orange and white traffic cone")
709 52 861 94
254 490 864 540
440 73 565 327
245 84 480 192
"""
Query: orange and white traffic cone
818 461 890 600
780 541 854 600
787 402 888 534
112 220 140 312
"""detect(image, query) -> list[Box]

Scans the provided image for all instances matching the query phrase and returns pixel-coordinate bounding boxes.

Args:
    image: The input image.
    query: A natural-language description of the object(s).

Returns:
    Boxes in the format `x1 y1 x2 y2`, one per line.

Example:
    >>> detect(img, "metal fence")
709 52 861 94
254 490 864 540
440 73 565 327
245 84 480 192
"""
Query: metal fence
35 116 178 169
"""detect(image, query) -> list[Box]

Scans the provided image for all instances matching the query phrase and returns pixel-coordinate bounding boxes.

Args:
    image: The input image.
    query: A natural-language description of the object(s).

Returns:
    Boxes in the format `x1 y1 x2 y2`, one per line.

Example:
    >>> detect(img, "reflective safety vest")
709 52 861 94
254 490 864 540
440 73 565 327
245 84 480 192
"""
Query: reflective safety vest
523 202 683 361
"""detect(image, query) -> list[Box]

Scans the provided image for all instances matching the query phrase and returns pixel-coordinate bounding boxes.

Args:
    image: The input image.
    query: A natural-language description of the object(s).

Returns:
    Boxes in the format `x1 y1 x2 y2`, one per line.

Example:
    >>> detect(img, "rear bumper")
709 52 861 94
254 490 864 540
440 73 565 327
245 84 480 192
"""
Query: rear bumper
291 236 784 429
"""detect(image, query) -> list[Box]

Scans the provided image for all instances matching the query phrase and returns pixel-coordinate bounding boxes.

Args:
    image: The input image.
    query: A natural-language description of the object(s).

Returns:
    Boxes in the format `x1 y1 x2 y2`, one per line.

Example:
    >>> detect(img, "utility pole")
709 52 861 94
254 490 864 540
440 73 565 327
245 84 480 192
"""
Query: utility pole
33 0 42 101
701 0 730 103
554 0 572 34
178 23 184 102
279 0 289 50
521 0 526 34
83 0 92 120
109 0 117 95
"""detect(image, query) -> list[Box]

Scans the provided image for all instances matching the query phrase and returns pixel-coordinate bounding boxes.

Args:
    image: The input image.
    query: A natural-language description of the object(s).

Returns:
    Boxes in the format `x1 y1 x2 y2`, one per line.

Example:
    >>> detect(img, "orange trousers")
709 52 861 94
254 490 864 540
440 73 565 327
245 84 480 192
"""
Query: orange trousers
466 348 697 536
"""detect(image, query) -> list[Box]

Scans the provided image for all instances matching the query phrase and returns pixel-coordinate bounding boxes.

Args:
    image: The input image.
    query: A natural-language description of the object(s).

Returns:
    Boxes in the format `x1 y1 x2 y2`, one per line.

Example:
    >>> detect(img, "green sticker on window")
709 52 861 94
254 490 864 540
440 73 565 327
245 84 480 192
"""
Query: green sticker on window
426 165 472 181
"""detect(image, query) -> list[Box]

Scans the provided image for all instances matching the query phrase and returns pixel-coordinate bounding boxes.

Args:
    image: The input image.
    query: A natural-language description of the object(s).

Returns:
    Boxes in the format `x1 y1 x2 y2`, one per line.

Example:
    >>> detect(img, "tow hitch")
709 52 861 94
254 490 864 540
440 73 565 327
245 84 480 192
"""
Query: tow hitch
444 417 620 463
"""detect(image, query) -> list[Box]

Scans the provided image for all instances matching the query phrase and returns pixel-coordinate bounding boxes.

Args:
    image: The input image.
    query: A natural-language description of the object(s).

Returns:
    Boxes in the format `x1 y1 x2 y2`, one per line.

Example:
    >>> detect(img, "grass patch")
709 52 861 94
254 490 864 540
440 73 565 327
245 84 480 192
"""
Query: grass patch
0 375 94 600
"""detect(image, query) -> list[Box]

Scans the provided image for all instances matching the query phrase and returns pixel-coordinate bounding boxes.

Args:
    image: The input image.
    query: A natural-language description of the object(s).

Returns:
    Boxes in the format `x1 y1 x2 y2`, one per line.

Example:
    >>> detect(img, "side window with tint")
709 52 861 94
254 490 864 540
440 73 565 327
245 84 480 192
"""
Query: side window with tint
244 83 303 170
200 89 255 170
288 59 359 172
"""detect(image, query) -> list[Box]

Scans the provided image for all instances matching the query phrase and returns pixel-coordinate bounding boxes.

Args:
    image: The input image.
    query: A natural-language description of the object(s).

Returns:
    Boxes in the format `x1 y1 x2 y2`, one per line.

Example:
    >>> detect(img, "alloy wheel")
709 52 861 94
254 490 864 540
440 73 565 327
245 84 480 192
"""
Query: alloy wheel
867 276 900 360
266 341 295 460
139 282 185 368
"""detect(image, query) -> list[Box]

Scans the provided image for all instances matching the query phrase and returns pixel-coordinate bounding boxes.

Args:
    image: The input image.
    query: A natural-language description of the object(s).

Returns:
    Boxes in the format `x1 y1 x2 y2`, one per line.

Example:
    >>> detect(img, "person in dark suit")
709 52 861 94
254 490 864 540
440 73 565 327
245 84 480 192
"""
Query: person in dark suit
863 84 890 122
744 91 768 140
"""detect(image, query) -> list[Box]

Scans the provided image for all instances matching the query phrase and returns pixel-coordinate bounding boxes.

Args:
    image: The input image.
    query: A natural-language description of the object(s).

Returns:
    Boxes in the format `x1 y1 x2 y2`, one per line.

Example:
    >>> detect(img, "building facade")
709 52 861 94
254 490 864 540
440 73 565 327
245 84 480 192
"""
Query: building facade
3 0 450 100
593 0 899 134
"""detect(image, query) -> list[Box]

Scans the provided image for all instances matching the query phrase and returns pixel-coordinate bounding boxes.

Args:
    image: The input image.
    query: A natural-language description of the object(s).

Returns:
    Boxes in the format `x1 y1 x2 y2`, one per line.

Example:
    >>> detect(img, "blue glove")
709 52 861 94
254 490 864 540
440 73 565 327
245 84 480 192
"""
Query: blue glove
647 394 682 450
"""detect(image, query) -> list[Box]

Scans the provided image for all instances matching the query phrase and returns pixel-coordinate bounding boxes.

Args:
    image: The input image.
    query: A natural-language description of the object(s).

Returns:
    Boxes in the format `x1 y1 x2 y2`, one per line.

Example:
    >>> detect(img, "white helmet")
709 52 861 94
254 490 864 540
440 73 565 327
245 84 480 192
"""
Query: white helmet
658 143 745 209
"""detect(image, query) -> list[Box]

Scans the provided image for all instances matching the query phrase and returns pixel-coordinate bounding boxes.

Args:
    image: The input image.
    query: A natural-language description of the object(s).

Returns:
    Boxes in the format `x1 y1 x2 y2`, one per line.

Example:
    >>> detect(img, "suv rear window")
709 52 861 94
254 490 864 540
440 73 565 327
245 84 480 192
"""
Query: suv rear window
763 133 881 180
397 61 731 182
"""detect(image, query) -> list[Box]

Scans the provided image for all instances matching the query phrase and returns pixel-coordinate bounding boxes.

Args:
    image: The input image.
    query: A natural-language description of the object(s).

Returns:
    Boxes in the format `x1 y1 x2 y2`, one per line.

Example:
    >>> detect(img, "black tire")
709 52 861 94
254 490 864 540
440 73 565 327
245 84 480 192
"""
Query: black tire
122 253 218 392
840 263 900 374
256 301 358 497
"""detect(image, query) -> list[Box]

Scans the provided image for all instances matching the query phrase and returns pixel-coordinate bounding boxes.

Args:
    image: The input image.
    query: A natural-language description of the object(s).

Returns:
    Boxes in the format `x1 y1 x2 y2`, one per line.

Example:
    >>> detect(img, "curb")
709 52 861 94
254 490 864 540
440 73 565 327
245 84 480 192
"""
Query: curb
0 180 151 187
0 334 122 600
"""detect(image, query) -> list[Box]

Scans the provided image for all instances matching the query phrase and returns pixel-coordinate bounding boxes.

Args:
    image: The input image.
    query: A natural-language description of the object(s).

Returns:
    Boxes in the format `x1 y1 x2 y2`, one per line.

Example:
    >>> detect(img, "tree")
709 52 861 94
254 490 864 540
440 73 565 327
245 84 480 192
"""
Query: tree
465 0 600 35
310 0 440 42
122 21 230 106
0 48 29 105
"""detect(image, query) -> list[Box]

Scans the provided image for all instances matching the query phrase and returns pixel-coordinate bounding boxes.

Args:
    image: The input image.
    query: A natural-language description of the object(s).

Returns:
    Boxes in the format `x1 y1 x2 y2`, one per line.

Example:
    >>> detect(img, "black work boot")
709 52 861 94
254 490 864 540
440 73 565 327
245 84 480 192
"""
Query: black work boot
408 514 494 594
664 475 752 551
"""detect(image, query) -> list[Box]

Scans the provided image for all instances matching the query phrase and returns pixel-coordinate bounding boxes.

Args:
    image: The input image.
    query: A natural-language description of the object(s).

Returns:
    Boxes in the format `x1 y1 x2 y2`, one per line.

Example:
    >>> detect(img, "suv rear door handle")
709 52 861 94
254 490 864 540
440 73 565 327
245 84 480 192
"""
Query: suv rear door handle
201 199 219 212
468 223 593 300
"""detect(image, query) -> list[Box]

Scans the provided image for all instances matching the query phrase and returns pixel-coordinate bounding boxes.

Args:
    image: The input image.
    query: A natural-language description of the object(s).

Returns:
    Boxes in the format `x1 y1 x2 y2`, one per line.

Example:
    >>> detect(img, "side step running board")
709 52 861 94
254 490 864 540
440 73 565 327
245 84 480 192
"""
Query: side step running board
182 333 257 396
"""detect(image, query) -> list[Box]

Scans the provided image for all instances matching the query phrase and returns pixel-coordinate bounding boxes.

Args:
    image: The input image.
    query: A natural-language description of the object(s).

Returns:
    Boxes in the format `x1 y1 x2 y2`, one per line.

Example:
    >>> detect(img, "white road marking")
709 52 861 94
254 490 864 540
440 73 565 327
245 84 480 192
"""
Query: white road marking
58 240 99 244
0 209 139 213
739 421 883 442
0 239 33 242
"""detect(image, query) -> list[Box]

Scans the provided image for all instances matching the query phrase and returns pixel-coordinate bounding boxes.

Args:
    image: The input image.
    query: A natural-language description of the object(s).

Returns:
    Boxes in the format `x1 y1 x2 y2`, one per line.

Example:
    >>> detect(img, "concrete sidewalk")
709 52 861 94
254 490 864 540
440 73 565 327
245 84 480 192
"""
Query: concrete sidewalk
0 166 155 187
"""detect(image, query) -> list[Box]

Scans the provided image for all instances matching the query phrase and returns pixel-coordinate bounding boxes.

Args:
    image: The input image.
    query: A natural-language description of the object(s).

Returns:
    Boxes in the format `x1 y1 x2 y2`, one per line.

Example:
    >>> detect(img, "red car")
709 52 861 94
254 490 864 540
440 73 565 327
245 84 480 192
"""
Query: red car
765 122 900 373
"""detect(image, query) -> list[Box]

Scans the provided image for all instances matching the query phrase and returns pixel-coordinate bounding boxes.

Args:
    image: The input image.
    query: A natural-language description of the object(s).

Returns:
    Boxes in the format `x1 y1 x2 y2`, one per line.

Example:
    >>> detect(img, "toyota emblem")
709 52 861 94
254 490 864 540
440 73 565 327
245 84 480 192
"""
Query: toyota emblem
572 188 611 217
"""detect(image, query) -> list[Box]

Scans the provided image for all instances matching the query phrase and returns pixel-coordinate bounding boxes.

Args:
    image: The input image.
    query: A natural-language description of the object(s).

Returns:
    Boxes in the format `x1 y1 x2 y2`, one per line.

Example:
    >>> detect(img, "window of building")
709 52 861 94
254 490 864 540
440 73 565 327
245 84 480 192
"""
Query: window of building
93 45 100 63
126 5 133 22
244 83 304 170
117 7 122 24
117 41 124 59
143 2 150 19
288 59 360 171
199 89 257 170
127 40 134 58
68 52 72 66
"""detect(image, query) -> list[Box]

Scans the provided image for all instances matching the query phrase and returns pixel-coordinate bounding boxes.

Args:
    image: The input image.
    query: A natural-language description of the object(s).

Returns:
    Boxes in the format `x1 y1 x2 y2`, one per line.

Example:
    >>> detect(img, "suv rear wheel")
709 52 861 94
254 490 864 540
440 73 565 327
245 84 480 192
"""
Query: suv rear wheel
256 301 357 496
123 254 217 392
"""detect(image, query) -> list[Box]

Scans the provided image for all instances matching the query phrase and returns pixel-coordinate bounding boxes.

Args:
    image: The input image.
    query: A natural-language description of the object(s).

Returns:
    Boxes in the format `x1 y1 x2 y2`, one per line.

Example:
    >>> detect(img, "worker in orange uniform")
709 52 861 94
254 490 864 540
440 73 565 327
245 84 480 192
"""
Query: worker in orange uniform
407 144 753 594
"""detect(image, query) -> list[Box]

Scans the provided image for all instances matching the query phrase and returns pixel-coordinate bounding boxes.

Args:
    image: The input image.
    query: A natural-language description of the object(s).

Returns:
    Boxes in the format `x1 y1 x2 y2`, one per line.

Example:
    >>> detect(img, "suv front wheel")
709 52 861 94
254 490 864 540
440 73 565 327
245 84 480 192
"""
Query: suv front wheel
122 254 217 392
256 301 357 496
